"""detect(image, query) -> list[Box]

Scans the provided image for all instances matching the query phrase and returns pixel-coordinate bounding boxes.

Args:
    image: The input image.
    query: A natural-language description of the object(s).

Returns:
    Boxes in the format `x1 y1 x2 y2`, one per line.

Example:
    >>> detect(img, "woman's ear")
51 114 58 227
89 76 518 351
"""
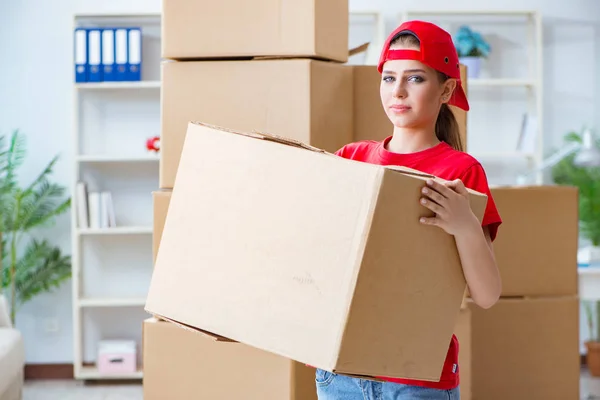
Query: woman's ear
441 79 457 103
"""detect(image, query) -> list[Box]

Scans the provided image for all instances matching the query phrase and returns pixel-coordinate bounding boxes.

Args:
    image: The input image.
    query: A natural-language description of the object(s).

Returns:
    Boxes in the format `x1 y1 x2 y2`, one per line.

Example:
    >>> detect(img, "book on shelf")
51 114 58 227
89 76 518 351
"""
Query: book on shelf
516 113 538 154
76 181 116 229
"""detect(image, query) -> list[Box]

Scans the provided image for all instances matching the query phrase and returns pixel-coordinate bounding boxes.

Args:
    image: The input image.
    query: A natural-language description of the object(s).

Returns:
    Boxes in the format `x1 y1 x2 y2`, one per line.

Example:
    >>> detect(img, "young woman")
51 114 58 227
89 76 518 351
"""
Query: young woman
315 20 503 400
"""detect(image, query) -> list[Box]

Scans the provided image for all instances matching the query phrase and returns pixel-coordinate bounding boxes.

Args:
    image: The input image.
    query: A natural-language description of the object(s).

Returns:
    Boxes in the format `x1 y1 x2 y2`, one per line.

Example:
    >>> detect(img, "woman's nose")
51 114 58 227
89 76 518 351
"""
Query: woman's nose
392 82 407 99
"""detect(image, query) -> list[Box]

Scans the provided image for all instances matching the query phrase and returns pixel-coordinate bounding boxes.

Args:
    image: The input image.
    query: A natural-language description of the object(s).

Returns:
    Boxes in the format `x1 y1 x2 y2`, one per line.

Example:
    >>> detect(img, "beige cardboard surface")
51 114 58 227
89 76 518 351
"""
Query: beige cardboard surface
143 318 317 400
352 64 467 150
454 307 471 400
490 186 578 296
470 297 580 400
162 0 348 62
152 190 171 264
160 59 353 189
146 122 488 381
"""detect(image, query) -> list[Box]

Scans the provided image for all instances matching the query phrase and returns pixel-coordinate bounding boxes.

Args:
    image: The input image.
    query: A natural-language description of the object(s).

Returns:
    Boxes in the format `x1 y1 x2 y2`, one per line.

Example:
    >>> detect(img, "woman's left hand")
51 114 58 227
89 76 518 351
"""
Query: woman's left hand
419 178 480 237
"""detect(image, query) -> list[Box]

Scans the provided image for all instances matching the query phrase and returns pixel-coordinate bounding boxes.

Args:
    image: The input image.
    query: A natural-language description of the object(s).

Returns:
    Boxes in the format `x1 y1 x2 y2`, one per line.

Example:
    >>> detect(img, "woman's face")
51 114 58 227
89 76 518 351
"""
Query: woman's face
380 43 456 129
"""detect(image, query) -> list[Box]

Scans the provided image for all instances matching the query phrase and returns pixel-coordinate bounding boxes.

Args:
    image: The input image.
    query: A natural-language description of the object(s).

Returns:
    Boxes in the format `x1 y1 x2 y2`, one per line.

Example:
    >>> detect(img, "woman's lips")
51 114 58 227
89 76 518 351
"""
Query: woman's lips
390 104 411 113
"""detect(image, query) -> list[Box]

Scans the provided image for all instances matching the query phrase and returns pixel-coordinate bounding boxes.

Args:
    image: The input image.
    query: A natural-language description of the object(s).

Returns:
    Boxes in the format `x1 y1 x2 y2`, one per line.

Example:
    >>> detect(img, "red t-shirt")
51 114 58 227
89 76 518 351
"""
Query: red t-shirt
335 137 502 390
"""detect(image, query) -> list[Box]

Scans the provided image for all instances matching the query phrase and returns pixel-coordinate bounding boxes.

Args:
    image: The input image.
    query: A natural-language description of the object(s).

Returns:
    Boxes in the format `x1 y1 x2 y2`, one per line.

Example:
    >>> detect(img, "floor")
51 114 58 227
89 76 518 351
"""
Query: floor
23 380 143 400
21 368 600 399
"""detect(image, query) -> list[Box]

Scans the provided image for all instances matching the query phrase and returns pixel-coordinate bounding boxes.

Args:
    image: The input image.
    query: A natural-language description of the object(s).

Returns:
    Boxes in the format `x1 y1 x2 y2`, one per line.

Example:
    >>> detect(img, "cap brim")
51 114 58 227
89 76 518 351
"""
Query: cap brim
449 82 469 111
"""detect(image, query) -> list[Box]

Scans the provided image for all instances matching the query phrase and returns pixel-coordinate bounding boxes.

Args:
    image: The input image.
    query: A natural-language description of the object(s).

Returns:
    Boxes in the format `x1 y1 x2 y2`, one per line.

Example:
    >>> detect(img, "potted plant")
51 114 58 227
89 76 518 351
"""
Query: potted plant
551 130 600 266
0 130 72 325
583 300 600 376
0 132 17 325
454 25 491 79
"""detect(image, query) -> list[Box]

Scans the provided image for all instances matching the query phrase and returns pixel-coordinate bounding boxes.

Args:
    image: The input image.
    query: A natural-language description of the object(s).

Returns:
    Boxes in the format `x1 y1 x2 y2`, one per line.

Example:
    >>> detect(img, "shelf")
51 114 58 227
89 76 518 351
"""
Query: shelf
78 226 153 235
402 10 537 17
74 12 161 18
75 81 161 90
79 297 147 308
78 365 143 380
578 267 600 276
77 154 159 163
468 78 536 88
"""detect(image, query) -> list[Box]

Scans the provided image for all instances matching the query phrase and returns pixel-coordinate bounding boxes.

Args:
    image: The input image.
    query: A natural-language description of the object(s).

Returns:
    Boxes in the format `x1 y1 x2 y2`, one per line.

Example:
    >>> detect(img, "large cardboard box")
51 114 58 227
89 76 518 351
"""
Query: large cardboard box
143 318 317 400
152 190 171 264
162 0 348 63
470 297 580 400
160 59 353 189
352 64 468 150
490 186 578 296
145 121 488 381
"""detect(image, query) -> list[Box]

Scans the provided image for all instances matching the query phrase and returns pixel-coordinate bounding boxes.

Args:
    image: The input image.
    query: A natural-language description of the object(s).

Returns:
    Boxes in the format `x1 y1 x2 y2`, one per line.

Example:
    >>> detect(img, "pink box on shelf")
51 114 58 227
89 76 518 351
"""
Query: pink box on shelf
97 340 137 374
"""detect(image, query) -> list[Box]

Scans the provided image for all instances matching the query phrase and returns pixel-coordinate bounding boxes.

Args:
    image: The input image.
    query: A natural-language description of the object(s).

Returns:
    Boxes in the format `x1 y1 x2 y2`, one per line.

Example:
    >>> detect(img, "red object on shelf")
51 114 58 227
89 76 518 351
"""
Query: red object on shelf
146 136 160 153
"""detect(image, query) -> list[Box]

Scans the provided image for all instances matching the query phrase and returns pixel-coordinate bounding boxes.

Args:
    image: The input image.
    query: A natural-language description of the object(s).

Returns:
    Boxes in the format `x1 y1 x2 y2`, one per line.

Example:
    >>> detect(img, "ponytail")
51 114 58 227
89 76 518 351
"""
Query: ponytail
435 103 463 152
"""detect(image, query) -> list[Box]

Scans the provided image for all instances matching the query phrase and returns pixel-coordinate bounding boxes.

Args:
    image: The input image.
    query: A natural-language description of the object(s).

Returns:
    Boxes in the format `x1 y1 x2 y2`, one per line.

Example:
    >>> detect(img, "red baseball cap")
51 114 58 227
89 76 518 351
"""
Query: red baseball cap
377 20 470 111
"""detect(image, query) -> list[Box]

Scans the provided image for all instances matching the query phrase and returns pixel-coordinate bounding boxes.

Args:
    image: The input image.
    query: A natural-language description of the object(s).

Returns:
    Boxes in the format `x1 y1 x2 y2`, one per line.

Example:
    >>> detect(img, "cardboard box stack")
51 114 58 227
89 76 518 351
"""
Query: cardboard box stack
145 1 348 398
158 0 353 189
469 186 580 400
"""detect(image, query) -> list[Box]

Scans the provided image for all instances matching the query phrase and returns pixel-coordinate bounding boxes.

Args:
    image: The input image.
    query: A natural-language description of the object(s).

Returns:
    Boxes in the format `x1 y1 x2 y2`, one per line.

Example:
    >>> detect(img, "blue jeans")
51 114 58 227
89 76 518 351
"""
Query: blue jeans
315 369 460 400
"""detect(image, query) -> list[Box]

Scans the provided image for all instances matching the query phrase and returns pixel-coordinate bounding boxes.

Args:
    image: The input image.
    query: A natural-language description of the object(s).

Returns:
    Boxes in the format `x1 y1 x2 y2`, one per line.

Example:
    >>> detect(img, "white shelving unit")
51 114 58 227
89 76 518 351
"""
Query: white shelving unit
399 10 544 185
71 12 161 380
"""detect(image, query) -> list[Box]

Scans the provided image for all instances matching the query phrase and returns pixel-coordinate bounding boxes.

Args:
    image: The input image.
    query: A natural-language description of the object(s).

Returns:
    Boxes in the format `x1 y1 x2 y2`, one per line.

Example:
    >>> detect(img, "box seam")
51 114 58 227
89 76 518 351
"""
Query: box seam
331 167 384 370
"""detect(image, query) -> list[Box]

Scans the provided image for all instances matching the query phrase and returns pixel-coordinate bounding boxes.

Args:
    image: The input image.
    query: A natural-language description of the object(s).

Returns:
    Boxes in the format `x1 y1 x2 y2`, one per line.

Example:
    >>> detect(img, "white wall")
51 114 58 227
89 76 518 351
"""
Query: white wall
0 0 597 364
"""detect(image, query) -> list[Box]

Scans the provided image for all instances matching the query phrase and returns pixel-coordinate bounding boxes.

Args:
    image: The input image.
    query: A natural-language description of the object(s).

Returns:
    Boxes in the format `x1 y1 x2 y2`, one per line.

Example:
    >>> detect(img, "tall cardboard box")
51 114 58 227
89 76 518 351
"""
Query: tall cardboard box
470 297 580 400
162 0 348 63
143 318 317 400
352 64 468 150
469 185 580 400
146 121 488 381
490 186 579 296
160 59 353 189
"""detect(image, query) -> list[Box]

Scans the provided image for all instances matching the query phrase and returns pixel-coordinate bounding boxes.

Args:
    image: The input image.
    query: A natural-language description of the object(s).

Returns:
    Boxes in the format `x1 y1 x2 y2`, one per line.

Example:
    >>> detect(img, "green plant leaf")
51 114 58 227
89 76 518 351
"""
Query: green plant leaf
16 180 71 232
2 239 71 306
551 129 600 245
2 130 26 188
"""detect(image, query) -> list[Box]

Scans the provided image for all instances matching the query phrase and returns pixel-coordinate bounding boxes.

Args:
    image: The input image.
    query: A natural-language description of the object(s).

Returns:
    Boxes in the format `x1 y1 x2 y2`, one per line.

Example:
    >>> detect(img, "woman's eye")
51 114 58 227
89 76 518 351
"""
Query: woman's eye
407 75 424 83
382 75 395 83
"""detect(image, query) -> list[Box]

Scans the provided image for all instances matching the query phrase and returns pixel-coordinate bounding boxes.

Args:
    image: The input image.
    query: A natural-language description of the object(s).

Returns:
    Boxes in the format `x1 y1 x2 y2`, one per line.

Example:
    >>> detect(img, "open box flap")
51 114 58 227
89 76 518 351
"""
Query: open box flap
190 121 329 154
349 42 370 57
150 312 236 343
384 165 435 179
240 42 371 61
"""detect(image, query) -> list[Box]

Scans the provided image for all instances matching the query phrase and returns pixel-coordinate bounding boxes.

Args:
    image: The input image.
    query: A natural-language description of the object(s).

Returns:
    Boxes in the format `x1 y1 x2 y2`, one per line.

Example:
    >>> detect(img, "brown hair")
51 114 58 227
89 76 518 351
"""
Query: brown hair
389 33 464 152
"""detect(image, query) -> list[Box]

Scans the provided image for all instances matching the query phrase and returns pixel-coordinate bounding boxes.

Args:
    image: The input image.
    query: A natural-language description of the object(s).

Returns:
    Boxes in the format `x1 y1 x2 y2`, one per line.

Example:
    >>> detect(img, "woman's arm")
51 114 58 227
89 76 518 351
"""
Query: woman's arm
419 178 501 309
453 224 501 309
